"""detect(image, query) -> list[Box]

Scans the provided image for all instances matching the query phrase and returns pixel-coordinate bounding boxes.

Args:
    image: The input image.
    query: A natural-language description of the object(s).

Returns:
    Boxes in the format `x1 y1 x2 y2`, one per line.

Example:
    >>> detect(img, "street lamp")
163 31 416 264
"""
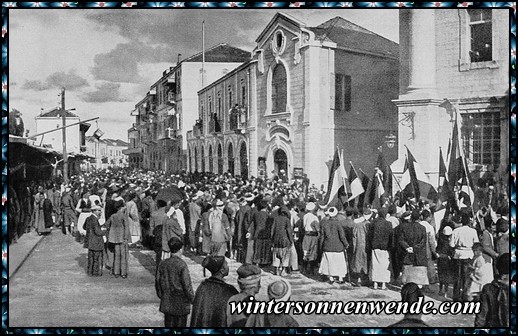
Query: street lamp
384 133 396 149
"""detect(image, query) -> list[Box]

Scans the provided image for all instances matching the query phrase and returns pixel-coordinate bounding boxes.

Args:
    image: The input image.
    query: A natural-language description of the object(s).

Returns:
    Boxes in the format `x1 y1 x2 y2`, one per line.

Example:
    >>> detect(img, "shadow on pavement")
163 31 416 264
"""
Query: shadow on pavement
131 250 158 276
75 253 88 273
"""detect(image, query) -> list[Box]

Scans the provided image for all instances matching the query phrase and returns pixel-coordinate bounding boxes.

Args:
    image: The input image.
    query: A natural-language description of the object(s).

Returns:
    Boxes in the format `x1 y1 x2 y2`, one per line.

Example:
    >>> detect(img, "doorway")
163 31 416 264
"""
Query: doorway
274 149 287 176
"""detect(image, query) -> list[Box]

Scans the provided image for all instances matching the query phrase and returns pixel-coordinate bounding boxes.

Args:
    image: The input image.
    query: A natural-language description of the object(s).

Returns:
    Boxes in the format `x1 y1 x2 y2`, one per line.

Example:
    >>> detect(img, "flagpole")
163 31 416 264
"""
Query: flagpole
377 147 403 193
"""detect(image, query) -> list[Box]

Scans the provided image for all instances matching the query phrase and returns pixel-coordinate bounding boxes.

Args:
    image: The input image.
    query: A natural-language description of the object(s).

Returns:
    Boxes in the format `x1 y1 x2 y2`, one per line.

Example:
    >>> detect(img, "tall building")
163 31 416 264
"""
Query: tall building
393 9 509 184
188 13 400 187
127 44 250 173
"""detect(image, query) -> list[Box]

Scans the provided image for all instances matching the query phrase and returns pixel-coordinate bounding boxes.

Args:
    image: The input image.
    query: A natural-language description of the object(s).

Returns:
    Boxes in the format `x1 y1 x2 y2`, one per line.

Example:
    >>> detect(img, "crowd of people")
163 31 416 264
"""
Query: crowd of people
25 167 510 328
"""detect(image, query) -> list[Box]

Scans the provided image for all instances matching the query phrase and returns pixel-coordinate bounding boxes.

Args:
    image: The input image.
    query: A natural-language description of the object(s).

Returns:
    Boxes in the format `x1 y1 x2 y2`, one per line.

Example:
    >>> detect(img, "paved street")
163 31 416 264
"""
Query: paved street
9 229 475 328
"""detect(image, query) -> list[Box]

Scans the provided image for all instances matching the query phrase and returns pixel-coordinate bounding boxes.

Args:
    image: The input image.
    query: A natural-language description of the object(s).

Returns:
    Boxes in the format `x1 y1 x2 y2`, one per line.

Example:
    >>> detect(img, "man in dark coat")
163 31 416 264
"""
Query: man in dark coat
155 237 194 328
369 210 393 289
190 256 238 327
397 210 428 286
83 205 106 276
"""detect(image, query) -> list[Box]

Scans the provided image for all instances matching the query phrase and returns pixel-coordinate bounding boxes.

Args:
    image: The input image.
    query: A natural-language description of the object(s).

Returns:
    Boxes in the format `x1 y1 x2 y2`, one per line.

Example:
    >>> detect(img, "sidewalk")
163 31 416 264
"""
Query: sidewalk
8 230 45 278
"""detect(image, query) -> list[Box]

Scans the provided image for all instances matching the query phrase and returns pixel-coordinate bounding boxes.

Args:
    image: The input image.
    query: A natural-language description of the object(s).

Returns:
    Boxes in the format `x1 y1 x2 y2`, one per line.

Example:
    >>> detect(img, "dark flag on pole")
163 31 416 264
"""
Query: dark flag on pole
447 119 474 209
358 169 371 208
401 147 438 202
347 162 365 202
323 148 347 207
376 147 393 197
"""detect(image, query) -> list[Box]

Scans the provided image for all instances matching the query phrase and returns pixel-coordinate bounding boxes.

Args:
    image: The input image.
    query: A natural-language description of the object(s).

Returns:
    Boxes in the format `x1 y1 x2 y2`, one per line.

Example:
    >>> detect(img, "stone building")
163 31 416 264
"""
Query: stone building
188 13 400 187
127 44 250 173
393 9 509 185
86 136 128 170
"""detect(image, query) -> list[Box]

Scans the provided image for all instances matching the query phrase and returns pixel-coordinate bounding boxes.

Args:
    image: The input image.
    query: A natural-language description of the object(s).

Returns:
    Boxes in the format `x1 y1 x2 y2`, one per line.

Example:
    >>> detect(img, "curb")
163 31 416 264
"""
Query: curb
9 233 46 279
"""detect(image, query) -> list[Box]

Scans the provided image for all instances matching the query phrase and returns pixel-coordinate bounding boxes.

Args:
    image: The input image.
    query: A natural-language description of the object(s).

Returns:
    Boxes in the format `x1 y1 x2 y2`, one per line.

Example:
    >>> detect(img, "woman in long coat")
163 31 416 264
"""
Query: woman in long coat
200 203 213 255
251 200 272 266
271 206 293 276
33 186 52 235
104 200 130 278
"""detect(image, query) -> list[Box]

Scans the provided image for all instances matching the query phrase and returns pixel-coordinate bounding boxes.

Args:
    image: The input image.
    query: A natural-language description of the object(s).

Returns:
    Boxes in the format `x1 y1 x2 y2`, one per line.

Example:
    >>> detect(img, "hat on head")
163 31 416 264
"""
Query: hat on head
402 211 412 220
306 202 316 211
326 207 338 218
237 264 262 279
215 199 224 207
268 279 292 302
91 204 102 211
201 256 226 274
442 226 453 236
363 208 373 220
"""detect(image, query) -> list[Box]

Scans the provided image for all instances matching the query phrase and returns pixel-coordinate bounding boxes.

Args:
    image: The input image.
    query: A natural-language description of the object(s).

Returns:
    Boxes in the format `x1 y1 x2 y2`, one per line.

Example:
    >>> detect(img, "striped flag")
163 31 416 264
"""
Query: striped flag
323 148 348 206
347 162 364 201
447 119 474 209
401 147 438 201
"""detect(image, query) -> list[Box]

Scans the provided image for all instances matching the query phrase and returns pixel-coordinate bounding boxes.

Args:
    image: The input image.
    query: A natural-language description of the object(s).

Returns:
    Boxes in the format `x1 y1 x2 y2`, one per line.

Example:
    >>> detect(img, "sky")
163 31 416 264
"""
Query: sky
9 8 399 141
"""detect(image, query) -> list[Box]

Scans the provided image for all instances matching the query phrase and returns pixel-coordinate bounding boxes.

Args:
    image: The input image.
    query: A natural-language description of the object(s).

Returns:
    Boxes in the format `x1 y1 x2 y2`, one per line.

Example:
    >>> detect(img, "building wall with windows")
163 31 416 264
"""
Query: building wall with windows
250 13 399 187
394 9 508 184
187 62 252 178
86 137 128 170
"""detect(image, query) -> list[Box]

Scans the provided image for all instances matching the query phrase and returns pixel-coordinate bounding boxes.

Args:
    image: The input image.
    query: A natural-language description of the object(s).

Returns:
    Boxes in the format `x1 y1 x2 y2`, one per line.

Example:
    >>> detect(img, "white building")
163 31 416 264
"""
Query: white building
86 136 128 170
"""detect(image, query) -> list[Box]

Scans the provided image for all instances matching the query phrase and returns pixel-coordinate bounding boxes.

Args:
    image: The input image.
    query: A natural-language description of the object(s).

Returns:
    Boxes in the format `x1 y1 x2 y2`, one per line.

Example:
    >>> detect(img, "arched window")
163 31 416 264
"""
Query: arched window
272 63 287 114
208 145 213 173
228 143 234 176
217 143 223 175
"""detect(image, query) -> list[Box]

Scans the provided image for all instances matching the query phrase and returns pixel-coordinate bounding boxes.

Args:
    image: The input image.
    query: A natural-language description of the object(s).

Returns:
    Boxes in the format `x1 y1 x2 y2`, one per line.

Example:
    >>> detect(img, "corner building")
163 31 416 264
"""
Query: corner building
188 13 400 187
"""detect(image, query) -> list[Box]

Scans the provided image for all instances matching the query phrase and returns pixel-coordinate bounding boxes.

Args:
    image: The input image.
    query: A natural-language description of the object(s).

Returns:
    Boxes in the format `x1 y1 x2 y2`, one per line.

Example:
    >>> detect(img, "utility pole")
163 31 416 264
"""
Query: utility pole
61 87 68 185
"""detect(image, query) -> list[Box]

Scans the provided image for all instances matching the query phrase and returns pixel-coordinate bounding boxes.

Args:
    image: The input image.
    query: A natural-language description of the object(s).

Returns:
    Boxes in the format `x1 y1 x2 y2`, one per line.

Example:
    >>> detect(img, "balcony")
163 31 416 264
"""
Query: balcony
193 120 203 138
209 118 222 134
229 107 248 132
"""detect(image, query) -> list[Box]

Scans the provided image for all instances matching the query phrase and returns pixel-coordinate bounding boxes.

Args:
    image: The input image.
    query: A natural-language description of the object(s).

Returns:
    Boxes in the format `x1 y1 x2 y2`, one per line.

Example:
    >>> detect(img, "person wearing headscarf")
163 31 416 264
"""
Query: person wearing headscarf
398 210 429 287
190 256 238 327
75 190 92 242
302 202 320 275
350 208 371 286
188 191 203 254
208 199 232 257
318 207 349 284
126 192 141 245
388 282 429 327
271 206 294 276
436 225 455 298
251 199 273 266
155 237 194 328
226 265 262 327
245 279 299 327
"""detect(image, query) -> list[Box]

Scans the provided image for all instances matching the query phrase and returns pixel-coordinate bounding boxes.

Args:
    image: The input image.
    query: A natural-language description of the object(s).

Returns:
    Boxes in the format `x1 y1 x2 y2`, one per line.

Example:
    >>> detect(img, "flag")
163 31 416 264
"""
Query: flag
323 148 347 206
447 119 474 209
376 148 393 196
347 162 364 202
438 147 453 203
403 147 438 201
358 169 371 207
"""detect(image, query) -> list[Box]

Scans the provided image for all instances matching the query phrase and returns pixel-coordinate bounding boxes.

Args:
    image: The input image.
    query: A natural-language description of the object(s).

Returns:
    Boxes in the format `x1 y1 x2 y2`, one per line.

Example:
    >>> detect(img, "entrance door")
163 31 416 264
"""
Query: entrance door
240 142 248 180
274 149 287 176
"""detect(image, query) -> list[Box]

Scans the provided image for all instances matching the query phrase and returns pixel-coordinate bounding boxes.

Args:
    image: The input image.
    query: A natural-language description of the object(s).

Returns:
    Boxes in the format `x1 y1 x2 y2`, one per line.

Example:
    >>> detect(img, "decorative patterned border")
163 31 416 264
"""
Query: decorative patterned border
1 2 515 334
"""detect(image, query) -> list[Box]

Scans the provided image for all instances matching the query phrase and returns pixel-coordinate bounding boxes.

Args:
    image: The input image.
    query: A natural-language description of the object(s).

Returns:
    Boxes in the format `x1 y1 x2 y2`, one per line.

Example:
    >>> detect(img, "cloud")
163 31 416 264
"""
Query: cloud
81 82 131 103
22 70 89 91
22 80 47 91
90 40 176 83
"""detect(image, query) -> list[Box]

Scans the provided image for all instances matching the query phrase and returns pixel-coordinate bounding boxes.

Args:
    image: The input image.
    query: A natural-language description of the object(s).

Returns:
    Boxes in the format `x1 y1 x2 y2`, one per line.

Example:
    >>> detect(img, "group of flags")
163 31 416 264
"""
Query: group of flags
324 118 474 211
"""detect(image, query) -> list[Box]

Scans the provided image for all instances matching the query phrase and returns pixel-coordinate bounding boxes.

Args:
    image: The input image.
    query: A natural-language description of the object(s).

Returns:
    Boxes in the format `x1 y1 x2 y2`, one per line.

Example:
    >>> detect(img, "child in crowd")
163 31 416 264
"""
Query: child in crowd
466 242 493 301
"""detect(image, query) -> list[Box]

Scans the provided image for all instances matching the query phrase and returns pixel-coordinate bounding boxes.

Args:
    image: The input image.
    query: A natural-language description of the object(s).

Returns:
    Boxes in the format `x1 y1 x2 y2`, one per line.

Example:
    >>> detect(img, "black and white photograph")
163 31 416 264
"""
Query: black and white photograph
6 5 512 330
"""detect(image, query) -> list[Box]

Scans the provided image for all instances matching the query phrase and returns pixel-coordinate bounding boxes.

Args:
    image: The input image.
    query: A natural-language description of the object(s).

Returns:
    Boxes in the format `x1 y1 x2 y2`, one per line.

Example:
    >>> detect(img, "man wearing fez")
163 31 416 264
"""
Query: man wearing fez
226 264 262 327
155 237 194 328
190 256 238 327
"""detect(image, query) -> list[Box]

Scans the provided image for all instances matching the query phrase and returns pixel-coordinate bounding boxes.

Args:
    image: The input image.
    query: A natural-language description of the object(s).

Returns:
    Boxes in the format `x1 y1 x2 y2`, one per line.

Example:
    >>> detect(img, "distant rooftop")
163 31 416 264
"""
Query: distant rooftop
37 107 79 118
184 43 250 63
86 136 129 147
309 17 398 57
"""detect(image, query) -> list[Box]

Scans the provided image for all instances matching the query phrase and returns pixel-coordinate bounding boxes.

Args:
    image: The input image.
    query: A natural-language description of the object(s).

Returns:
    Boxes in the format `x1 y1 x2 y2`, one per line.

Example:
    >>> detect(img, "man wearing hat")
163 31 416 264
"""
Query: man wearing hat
318 207 349 284
245 279 299 327
226 265 262 327
369 209 393 290
61 186 76 235
83 204 106 276
190 256 238 327
302 202 320 275
398 210 429 287
155 237 194 327
234 194 253 264
388 282 429 327
188 191 203 254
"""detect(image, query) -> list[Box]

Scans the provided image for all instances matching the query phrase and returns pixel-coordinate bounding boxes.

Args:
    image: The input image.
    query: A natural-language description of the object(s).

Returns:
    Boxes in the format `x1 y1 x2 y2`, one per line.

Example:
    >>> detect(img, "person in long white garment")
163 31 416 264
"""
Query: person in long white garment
318 207 349 284
369 209 393 290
